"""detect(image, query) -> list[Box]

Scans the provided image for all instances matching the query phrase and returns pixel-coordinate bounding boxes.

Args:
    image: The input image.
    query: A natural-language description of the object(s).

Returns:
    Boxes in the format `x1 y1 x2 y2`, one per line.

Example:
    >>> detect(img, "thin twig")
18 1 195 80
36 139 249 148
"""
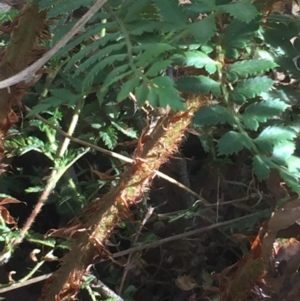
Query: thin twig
118 207 154 294
91 279 124 301
207 193 261 207
109 212 262 259
0 212 261 295
0 274 51 294
57 99 84 156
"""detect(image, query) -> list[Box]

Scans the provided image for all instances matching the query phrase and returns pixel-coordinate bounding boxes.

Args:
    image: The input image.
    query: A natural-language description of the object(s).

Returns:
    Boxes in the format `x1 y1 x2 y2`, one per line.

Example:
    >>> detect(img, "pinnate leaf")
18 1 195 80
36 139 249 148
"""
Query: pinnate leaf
100 126 118 150
117 78 141 102
136 84 149 106
151 77 185 110
224 20 259 59
82 54 127 90
218 131 251 155
135 43 174 68
28 89 81 115
227 59 278 82
287 156 300 174
279 169 300 193
253 155 270 180
193 105 235 126
146 60 173 77
255 126 296 148
221 0 258 24
188 15 216 44
172 51 218 74
154 0 187 25
272 142 295 164
124 0 152 22
187 0 216 13
242 99 289 130
177 76 221 96
230 76 274 103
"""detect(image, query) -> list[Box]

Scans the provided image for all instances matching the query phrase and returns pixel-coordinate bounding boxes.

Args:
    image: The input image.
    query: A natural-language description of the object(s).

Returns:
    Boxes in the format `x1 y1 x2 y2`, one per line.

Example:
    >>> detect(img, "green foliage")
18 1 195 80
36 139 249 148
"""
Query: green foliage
3 0 300 298
177 76 221 96
193 105 235 126
0 8 19 22
218 131 252 155
223 19 259 59
230 76 274 104
188 15 217 44
220 0 259 24
172 51 219 75
226 59 278 82
242 99 289 131
16 0 300 197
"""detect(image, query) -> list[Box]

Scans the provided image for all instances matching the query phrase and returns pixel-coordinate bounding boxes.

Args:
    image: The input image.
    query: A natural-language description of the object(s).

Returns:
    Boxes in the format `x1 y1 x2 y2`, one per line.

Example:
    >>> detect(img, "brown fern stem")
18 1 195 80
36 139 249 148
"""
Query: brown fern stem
0 4 47 174
38 95 208 301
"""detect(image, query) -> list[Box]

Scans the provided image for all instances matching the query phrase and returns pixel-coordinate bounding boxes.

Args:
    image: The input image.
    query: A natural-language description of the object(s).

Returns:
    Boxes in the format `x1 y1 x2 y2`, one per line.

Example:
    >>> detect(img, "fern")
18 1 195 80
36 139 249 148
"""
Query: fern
187 15 217 44
220 0 259 24
117 77 140 102
193 105 235 126
124 0 152 22
47 0 93 18
154 0 188 26
65 33 122 71
133 43 174 68
99 126 118 149
30 0 300 193
242 99 290 131
172 51 218 75
177 76 221 96
254 126 297 152
218 131 252 155
226 59 278 82
230 76 274 103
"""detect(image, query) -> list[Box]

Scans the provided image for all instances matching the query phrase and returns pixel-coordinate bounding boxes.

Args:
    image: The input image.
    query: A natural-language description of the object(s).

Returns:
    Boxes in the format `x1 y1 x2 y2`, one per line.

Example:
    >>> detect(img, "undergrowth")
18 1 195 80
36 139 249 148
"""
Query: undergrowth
0 0 300 300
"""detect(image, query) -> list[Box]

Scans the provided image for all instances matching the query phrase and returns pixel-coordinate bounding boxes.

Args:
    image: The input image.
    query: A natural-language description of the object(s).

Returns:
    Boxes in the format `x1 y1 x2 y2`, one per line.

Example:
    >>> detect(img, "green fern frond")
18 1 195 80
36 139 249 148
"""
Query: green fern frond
47 0 93 18
54 22 115 59
226 59 278 82
154 0 187 25
65 33 123 70
133 43 174 68
124 0 152 22
100 126 118 150
82 54 128 90
220 0 259 24
73 42 126 75
117 78 140 102
230 76 274 104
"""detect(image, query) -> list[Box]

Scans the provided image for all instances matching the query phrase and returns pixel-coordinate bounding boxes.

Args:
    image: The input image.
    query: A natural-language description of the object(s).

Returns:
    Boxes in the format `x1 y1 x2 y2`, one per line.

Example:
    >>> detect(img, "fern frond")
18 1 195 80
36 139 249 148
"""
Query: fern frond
154 0 187 25
54 22 115 58
47 0 93 18
65 33 122 70
133 43 174 68
99 126 118 149
74 42 126 76
124 0 152 22
117 77 140 102
82 54 128 90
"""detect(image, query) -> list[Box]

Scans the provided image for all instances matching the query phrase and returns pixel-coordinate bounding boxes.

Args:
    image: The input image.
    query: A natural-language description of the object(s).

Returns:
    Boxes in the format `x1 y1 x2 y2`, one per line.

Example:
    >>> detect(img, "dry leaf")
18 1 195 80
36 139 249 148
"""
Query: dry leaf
46 225 86 238
175 274 198 291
